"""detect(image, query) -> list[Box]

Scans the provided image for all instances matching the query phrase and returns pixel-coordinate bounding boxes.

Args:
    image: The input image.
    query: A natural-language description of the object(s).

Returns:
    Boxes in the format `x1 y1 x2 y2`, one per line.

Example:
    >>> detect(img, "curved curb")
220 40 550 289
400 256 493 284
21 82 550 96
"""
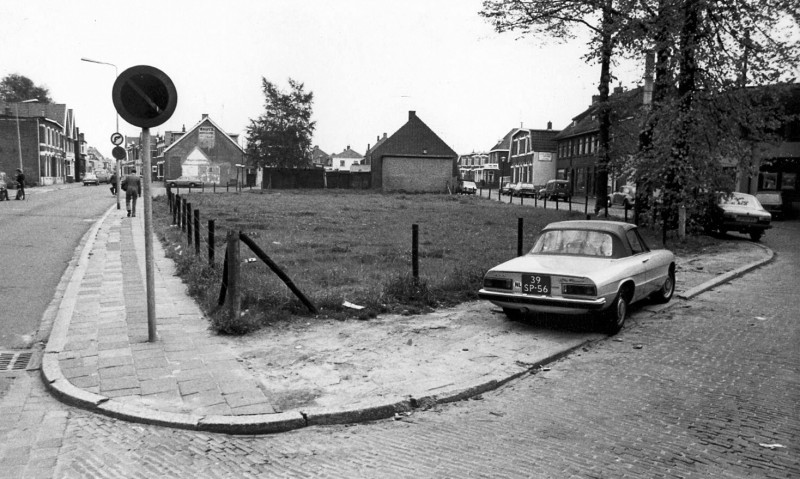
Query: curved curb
40 204 774 434
677 243 774 300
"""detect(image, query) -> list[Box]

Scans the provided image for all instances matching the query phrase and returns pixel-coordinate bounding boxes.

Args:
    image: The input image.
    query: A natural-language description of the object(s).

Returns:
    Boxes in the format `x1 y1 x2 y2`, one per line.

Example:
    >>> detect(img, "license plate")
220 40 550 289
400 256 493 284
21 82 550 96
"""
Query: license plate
737 216 757 222
522 274 551 295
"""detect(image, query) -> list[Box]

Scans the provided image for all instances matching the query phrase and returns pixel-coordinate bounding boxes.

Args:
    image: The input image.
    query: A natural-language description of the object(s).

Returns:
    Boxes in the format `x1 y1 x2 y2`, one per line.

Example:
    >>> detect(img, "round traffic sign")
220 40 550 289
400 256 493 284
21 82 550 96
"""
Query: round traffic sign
112 65 177 128
112 146 126 160
110 132 124 146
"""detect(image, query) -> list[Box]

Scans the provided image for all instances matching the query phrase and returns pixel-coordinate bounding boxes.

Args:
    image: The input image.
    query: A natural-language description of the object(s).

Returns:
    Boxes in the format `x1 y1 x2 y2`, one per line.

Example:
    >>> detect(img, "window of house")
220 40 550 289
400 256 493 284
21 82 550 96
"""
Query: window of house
340 160 345 167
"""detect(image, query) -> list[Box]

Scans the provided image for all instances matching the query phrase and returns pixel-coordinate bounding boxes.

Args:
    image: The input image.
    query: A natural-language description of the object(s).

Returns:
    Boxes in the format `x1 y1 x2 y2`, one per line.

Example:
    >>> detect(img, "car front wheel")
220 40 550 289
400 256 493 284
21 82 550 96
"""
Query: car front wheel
749 230 763 242
603 290 629 335
652 268 675 304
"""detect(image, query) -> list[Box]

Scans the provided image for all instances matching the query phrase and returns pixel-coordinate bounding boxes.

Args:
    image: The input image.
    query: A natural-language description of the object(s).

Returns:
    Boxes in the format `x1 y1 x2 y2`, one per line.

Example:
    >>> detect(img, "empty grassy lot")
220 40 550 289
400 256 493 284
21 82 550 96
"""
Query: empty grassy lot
152 189 705 333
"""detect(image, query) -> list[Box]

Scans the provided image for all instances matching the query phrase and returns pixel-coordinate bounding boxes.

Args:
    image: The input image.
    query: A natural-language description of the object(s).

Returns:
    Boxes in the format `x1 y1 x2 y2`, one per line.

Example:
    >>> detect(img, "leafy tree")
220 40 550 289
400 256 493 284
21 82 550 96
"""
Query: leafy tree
625 0 799 237
246 78 315 168
0 73 53 103
481 0 624 213
481 0 799 234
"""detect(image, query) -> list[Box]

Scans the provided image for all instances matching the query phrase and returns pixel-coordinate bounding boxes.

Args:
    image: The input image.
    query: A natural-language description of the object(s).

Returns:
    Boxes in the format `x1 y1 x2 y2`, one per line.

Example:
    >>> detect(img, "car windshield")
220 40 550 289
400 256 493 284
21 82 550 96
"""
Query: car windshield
530 229 614 257
720 193 761 208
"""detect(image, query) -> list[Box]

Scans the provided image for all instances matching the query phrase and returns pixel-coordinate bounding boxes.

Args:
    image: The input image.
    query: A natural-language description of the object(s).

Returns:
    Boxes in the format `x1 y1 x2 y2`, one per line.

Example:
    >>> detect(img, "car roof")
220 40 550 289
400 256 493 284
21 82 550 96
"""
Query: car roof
542 220 635 237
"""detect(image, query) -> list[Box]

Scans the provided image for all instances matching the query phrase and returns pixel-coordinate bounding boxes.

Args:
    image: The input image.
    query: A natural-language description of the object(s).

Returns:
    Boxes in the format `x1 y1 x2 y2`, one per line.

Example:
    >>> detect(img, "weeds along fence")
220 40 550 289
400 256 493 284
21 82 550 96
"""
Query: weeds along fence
164 189 540 320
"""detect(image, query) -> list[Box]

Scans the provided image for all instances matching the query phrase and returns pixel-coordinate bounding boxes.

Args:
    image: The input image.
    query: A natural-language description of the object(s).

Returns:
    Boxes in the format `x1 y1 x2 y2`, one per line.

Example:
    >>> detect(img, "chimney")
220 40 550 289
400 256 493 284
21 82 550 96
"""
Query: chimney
182 124 186 132
409 111 416 120
202 113 209 119
383 132 387 139
643 50 655 106
613 84 624 94
547 121 552 130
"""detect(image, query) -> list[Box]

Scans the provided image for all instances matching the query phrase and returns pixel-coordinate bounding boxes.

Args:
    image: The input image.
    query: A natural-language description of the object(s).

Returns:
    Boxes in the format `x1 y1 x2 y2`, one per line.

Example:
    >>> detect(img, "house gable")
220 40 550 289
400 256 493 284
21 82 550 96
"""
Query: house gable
369 111 458 190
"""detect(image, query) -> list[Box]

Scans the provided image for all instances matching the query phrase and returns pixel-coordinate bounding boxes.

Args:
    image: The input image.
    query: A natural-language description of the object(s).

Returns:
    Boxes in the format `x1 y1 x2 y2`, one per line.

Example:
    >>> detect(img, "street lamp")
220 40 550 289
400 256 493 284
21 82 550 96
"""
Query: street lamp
81 57 122 209
16 98 39 171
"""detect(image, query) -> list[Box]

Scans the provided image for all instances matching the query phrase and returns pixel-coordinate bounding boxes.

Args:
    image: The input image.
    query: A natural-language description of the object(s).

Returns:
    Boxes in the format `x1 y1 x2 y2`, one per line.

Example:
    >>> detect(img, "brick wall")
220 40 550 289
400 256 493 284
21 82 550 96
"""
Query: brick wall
382 156 453 192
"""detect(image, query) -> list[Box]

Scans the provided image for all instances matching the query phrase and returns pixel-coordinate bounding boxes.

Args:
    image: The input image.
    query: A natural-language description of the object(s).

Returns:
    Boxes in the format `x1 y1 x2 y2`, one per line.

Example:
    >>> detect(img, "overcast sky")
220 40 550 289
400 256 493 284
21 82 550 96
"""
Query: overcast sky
1 0 652 159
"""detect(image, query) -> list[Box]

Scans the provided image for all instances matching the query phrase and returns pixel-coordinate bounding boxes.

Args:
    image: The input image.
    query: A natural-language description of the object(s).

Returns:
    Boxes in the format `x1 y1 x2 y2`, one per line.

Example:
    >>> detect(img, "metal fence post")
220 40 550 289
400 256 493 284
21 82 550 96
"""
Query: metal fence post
186 202 192 246
517 217 523 256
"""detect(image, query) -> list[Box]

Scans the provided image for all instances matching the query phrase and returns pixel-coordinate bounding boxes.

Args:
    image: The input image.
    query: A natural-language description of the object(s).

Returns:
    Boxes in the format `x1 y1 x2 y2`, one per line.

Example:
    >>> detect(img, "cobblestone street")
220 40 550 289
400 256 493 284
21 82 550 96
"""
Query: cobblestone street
0 221 797 478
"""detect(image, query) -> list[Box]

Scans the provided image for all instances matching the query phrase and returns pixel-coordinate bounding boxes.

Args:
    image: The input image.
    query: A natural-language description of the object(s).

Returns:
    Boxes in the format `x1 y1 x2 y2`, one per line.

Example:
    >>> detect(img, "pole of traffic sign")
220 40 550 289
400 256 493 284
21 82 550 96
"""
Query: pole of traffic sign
116 159 121 210
142 128 157 342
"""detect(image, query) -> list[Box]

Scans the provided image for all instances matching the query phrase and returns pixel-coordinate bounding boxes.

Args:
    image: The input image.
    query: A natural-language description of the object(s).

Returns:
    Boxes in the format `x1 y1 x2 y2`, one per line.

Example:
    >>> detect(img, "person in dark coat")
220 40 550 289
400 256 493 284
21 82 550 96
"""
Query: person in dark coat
15 168 25 200
121 168 141 217
109 172 117 196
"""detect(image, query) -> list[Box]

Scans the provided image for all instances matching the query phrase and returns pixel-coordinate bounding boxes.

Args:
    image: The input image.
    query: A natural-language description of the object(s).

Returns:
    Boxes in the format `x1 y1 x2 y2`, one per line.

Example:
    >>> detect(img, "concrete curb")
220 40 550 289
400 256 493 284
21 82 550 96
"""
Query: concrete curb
677 243 774 300
39 203 776 434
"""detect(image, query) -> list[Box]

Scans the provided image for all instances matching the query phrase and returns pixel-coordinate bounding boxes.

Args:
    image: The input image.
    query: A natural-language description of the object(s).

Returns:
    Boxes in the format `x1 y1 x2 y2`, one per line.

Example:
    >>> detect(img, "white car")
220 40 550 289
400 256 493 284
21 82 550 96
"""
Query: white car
478 220 675 334
83 173 99 186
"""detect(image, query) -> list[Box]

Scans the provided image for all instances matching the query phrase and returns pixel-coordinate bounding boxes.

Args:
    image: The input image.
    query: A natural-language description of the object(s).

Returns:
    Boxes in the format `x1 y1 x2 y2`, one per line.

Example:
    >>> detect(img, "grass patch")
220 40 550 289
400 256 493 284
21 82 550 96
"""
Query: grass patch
152 189 708 334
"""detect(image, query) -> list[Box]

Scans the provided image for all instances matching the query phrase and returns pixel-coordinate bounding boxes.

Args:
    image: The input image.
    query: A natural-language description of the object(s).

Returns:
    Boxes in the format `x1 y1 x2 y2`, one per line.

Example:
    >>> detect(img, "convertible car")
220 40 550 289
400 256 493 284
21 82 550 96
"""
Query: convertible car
478 220 675 334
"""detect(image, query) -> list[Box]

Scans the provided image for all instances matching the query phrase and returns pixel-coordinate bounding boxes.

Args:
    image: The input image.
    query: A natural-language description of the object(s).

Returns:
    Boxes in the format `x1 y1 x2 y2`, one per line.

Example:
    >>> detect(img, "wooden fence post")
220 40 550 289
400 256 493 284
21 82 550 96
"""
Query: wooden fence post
181 198 187 230
412 224 419 280
208 219 215 266
226 230 241 319
194 209 200 255
518 217 524 256
186 202 192 247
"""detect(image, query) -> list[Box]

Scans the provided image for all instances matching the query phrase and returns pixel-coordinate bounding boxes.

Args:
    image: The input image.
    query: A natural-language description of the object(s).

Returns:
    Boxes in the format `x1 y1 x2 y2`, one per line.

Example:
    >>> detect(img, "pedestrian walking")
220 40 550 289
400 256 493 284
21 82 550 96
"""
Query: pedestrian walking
121 168 141 217
109 172 117 196
15 168 25 200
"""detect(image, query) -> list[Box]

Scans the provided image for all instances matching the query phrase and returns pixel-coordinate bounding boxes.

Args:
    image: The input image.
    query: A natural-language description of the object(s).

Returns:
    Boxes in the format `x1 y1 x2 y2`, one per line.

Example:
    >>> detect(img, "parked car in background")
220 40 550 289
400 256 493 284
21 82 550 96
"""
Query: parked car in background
512 183 537 197
94 170 110 184
705 192 772 241
456 180 477 195
500 182 515 196
755 191 784 220
538 179 572 201
167 177 204 188
478 220 675 334
608 185 636 209
83 173 99 186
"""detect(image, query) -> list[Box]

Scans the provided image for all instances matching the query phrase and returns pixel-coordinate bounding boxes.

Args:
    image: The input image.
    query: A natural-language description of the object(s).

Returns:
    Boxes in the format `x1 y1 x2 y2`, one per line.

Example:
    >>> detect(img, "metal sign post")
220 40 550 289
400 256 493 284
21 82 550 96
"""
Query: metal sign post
111 133 124 209
112 65 177 343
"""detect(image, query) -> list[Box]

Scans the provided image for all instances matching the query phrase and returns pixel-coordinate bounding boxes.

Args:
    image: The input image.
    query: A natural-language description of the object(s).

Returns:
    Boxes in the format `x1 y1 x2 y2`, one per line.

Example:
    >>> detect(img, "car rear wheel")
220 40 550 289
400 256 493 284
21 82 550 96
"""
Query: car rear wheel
652 268 675 304
749 230 763 242
603 289 629 335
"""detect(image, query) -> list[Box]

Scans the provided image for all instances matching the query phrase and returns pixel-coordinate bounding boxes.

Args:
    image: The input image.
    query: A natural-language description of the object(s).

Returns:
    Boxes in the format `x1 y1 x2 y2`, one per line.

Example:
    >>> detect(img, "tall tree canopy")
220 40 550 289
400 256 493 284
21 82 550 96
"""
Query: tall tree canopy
0 73 53 103
246 78 315 168
480 0 799 230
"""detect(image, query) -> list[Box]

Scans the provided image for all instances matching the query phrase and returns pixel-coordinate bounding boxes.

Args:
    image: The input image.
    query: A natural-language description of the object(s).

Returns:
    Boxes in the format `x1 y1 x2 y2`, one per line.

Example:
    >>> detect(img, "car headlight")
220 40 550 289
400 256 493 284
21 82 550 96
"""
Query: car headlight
483 277 512 290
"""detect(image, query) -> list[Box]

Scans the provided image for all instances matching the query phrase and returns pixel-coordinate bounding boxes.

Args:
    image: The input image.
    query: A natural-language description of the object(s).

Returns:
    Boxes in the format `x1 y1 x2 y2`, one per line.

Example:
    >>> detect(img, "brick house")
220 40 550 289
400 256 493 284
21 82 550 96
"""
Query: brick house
0 101 76 186
310 145 331 168
365 111 458 192
158 114 244 185
554 86 644 198
509 124 559 187
489 129 516 188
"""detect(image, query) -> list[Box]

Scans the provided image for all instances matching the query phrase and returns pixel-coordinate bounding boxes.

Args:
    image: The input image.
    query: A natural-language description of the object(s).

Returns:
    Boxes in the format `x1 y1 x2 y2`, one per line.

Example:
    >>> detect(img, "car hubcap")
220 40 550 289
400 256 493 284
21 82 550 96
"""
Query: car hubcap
616 299 626 326
663 276 674 296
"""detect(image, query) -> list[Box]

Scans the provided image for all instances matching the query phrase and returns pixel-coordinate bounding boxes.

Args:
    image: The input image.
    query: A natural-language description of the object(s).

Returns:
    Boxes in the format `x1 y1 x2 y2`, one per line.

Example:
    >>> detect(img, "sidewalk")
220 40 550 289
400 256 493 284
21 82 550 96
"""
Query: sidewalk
40 204 774 434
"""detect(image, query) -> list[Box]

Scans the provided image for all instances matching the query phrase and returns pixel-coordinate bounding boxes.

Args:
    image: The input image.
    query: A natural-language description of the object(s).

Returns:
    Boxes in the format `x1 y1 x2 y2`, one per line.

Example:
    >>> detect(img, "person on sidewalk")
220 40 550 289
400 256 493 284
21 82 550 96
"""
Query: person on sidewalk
15 168 25 200
121 168 141 217
109 172 117 196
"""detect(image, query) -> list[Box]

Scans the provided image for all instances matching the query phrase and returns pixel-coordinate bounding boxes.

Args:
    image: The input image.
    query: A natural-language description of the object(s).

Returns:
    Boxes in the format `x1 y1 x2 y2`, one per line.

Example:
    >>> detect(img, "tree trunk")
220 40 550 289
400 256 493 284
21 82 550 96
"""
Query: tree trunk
594 0 614 215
